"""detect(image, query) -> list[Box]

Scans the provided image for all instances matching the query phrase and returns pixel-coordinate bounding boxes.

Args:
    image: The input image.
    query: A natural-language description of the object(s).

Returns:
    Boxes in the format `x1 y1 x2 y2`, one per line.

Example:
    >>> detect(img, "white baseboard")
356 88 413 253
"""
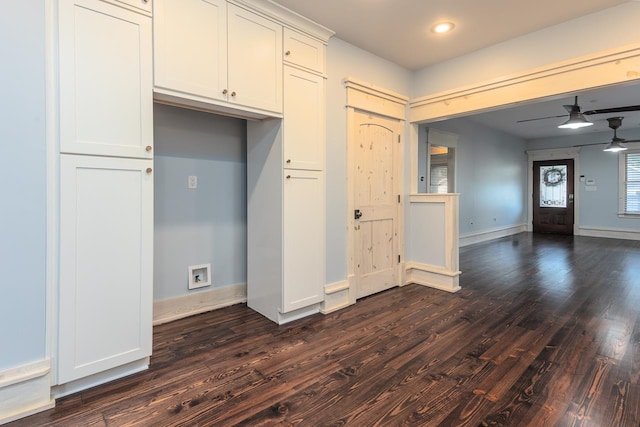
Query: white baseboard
277 304 321 324
0 359 54 425
321 280 352 314
577 226 640 241
405 262 461 293
53 358 148 399
153 283 247 325
459 223 527 247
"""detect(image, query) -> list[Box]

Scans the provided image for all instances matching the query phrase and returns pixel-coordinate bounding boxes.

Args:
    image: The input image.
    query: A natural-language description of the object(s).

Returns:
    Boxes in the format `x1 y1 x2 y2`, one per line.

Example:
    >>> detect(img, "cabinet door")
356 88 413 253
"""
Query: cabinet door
227 4 282 113
58 0 153 159
153 0 227 102
58 155 153 384
283 28 325 74
111 0 152 14
283 67 325 171
283 170 325 313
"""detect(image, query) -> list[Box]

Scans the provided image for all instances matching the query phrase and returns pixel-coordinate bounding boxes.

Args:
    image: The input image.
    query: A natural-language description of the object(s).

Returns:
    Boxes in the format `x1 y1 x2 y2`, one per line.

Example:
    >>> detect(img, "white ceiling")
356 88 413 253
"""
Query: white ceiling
272 0 629 71
272 0 640 141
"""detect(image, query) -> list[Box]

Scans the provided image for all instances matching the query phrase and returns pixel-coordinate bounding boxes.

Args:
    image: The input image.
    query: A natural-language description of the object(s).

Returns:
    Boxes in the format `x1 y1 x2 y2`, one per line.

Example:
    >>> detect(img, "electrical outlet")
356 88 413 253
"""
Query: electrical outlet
188 175 197 189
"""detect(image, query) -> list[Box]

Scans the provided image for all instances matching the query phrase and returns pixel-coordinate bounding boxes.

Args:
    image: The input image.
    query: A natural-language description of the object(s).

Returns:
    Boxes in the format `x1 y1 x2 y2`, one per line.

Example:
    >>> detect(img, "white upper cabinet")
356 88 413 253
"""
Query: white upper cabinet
108 0 152 14
283 66 325 171
58 0 153 159
153 0 283 116
283 28 325 75
153 0 227 102
227 4 282 113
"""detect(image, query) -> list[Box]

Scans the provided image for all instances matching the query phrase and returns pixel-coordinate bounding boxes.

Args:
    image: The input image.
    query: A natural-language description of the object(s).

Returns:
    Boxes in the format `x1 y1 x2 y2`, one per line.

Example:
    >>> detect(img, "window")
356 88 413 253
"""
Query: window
417 128 457 193
619 150 640 215
429 145 455 193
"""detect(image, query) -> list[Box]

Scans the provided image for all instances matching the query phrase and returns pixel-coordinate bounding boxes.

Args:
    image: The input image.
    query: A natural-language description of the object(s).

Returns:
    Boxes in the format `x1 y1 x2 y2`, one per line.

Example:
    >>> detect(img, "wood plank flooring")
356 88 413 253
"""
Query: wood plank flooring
8 233 640 426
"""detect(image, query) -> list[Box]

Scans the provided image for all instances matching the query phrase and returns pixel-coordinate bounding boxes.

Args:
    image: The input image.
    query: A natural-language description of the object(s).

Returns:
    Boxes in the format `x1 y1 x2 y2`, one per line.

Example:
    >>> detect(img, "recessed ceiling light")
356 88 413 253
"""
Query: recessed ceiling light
432 22 455 34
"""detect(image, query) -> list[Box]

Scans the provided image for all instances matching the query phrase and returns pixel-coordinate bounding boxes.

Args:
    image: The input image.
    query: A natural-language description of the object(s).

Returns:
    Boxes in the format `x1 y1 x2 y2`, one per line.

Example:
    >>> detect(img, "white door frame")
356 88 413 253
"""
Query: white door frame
344 78 408 305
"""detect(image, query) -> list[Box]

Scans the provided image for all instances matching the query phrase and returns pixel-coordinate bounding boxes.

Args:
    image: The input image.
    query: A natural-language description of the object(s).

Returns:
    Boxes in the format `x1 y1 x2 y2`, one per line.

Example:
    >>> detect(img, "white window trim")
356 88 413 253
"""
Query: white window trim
618 143 640 218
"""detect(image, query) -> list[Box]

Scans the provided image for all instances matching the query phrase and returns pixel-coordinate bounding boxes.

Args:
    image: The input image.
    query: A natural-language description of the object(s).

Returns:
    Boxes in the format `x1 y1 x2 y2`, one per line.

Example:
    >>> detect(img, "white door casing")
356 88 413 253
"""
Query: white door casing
345 78 408 303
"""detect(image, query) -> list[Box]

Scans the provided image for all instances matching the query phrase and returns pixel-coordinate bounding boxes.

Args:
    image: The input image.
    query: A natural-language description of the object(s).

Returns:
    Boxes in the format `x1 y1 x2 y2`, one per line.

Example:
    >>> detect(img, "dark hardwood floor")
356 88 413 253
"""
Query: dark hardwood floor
9 233 640 426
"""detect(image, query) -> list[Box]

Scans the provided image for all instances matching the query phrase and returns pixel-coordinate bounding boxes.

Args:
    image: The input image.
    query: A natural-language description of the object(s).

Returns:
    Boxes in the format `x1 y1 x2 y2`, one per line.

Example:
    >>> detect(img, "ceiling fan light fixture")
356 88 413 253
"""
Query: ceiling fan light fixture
557 112 593 129
603 140 627 152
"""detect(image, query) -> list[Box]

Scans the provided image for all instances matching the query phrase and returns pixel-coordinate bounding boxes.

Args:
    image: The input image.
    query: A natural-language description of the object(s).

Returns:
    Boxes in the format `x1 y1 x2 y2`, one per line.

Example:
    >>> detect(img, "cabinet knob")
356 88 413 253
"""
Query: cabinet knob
146 167 152 174
285 50 291 56
286 175 291 179
142 0 148 3
286 159 291 164
231 91 237 97
146 145 152 152
222 89 228 95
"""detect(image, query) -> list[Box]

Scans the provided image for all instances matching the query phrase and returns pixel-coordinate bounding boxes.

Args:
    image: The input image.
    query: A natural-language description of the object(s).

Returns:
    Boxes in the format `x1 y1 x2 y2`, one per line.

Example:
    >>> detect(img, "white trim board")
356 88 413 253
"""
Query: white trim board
405 262 461 293
460 224 528 247
153 283 247 326
0 359 54 425
577 226 640 241
409 43 640 123
321 280 352 314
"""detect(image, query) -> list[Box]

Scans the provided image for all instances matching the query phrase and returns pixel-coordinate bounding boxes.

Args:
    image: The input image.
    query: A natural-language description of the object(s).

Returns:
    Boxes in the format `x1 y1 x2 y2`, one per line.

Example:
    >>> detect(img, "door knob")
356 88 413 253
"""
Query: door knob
354 209 362 220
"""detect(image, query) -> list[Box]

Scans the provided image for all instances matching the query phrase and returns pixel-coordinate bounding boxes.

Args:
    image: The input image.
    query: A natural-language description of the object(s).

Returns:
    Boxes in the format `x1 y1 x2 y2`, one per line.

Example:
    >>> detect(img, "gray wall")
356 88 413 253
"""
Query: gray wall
422 118 528 236
153 104 247 301
0 1 47 370
527 129 640 231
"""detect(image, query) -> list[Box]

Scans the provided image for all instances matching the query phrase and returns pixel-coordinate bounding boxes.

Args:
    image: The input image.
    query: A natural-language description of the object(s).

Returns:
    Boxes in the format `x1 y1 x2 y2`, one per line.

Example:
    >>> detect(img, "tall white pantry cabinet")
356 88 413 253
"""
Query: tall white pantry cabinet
51 0 332 395
55 0 153 391
247 29 327 324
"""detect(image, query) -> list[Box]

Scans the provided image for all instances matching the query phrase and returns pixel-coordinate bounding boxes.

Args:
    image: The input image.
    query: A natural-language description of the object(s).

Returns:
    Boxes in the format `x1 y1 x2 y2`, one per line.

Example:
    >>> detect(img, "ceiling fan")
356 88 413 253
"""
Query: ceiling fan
517 96 640 127
574 117 640 151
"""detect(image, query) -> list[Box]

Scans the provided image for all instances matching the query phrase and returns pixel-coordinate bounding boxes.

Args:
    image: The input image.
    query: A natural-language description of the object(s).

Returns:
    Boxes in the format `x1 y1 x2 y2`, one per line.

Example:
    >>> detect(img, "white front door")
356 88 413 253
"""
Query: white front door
352 111 401 299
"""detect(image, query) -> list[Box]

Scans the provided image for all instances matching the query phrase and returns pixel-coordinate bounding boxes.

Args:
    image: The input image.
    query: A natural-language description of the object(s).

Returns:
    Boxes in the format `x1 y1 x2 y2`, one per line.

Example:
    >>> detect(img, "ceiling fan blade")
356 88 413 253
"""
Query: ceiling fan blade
516 114 567 123
583 105 640 115
573 138 640 147
573 142 607 147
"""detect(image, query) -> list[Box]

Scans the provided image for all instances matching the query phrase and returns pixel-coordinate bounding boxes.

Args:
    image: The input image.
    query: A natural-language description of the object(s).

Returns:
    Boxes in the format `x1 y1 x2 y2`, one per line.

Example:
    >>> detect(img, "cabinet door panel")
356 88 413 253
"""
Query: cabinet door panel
227 4 282 113
153 0 227 101
59 0 152 158
283 170 324 313
58 155 153 383
283 28 325 74
284 67 324 171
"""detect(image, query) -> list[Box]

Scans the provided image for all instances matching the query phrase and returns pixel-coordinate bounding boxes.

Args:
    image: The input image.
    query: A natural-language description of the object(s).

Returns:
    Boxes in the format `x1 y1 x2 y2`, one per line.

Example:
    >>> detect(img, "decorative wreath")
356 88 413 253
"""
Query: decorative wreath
543 168 565 186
